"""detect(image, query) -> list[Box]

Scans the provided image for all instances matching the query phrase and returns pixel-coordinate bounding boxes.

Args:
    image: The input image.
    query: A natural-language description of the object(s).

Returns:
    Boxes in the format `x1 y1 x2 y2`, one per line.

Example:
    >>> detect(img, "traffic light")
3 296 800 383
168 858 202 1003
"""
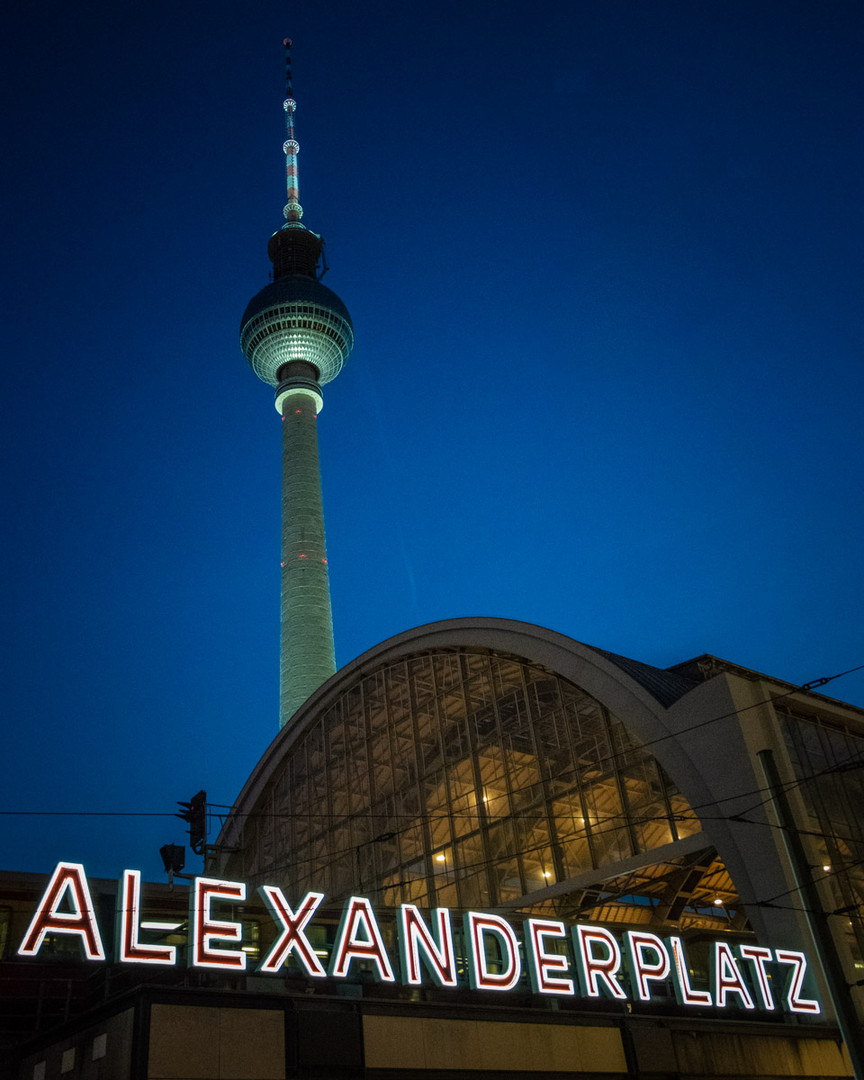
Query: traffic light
176 790 207 855
160 844 185 874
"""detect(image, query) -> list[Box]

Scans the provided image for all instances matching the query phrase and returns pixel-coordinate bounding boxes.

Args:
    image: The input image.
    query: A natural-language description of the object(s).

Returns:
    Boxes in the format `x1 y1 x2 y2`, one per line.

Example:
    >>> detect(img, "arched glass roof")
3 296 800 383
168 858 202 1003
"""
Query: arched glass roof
222 644 740 932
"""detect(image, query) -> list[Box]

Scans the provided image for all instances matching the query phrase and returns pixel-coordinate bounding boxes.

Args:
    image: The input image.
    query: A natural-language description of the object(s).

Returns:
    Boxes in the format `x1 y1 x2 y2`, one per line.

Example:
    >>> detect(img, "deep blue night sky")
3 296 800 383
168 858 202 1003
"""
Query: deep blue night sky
2 0 863 882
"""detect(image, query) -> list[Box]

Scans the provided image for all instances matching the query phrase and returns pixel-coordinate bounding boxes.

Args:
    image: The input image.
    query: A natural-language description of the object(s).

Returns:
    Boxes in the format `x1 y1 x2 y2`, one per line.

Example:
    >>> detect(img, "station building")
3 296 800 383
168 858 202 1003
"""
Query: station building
3 618 863 1079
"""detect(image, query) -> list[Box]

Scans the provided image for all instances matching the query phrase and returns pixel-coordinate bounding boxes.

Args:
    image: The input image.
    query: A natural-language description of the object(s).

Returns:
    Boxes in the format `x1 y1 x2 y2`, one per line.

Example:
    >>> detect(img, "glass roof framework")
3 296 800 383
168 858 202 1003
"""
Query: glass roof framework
779 704 864 988
236 648 740 930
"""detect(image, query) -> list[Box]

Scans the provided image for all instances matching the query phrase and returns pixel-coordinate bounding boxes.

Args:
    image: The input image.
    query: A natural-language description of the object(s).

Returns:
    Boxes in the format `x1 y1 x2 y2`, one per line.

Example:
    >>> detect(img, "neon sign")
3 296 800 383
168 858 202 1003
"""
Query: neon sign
16 863 820 1016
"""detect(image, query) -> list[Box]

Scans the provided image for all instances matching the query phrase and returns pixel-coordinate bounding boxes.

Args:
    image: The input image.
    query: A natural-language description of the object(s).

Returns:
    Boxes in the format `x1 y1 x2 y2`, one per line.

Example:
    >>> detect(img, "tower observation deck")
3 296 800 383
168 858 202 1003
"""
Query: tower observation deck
240 40 354 729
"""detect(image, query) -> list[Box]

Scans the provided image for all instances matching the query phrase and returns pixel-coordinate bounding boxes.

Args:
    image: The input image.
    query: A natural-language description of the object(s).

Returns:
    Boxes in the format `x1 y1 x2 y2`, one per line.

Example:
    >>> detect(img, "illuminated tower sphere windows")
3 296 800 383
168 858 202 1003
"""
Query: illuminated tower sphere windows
240 275 354 392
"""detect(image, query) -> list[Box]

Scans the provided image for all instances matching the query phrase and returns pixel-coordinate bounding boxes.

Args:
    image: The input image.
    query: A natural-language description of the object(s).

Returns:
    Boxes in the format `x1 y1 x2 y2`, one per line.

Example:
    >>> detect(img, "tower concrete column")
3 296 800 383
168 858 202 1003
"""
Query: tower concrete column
276 363 334 725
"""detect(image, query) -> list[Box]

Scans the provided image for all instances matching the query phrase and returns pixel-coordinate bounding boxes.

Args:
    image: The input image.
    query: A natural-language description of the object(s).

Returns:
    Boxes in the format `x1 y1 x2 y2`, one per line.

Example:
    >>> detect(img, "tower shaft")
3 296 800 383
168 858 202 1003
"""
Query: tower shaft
278 368 335 725
241 39 353 731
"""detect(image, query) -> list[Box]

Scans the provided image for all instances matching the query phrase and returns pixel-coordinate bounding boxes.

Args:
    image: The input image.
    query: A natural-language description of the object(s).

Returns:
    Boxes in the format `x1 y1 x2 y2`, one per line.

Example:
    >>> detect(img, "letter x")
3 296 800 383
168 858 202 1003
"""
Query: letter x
258 887 326 976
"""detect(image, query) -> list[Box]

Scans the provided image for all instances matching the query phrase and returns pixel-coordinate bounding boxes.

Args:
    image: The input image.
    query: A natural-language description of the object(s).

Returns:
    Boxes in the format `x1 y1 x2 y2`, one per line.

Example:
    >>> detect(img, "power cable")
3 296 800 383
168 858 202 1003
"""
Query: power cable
2 662 861 823
215 658 864 831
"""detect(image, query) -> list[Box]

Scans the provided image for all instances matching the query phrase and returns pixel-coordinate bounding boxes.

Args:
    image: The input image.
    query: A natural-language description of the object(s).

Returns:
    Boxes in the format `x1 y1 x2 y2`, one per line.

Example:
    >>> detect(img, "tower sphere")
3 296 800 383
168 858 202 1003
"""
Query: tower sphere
240 272 354 387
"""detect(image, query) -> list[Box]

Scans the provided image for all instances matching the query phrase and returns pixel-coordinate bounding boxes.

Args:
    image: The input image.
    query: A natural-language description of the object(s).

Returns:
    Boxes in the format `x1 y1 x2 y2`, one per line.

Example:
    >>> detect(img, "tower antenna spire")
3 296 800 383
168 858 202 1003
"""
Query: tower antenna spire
282 37 302 225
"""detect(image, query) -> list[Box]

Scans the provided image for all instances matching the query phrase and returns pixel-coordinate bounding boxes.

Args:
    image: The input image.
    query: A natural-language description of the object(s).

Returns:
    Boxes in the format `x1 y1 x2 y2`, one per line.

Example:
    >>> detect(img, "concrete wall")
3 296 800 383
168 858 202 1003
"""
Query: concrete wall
16 1007 134 1080
12 994 855 1080
147 1004 285 1080
362 1014 627 1074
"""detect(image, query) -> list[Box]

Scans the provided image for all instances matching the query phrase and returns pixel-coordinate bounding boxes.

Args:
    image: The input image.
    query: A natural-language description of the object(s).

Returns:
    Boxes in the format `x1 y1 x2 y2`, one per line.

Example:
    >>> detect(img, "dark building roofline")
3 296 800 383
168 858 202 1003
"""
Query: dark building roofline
668 653 864 716
586 646 699 708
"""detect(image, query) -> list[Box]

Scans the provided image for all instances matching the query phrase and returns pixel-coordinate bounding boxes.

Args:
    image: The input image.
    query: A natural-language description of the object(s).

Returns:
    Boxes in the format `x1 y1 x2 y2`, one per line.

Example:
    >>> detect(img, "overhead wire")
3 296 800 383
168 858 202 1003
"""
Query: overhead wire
585 661 864 780
3 717 864 849
212 658 864 830
4 661 864 926
1 661 861 824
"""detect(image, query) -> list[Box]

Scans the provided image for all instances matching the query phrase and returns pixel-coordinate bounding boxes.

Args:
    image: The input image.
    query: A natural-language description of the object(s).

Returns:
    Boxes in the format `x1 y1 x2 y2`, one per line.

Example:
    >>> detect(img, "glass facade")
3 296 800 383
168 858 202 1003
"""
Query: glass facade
233 647 739 929
780 704 864 981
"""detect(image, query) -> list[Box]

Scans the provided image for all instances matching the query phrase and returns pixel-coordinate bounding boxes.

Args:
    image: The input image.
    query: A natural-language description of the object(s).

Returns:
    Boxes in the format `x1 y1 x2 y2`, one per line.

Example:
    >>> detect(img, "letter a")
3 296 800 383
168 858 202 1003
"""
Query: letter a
18 862 105 961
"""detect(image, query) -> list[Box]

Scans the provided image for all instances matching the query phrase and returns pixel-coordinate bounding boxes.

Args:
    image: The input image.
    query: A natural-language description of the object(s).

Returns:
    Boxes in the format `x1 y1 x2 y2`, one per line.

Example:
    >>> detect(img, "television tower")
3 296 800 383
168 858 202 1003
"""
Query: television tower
240 40 354 729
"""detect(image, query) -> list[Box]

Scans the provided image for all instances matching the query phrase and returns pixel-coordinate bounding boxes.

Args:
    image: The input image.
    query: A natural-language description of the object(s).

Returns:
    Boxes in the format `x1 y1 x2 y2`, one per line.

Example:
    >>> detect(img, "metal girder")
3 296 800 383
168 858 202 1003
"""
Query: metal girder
492 832 710 913
651 847 717 925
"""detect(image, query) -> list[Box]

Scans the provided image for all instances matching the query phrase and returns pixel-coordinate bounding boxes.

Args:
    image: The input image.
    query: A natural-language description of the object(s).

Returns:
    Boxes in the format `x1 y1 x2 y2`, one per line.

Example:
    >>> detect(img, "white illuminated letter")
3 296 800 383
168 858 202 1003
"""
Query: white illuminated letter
711 941 754 1010
464 912 521 992
523 918 574 996
18 862 105 961
738 945 775 1010
774 949 820 1015
257 887 326 977
116 870 176 965
572 924 627 1000
398 906 457 987
330 897 395 982
625 931 671 1002
669 936 712 1006
189 877 247 970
